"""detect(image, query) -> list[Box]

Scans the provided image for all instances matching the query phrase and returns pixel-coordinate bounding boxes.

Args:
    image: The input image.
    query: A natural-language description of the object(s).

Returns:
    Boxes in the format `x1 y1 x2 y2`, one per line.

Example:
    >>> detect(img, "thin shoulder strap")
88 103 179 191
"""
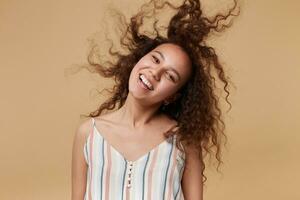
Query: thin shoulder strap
91 117 95 127
89 118 95 138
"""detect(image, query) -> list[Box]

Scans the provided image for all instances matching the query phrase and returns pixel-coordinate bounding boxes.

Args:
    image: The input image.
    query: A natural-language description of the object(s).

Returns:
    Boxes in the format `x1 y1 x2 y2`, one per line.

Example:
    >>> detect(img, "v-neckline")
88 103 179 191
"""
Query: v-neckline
92 121 174 164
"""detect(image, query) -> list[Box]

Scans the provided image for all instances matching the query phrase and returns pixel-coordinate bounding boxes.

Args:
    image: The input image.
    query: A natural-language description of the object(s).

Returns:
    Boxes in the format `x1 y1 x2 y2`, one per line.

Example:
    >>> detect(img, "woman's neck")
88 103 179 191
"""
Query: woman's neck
116 93 162 129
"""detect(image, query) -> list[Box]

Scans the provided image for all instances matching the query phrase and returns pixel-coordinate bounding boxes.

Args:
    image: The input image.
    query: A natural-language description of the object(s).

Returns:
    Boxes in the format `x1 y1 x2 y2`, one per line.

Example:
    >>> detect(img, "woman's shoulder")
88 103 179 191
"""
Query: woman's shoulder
158 112 177 124
93 112 115 124
162 114 179 129
74 117 95 144
75 113 114 143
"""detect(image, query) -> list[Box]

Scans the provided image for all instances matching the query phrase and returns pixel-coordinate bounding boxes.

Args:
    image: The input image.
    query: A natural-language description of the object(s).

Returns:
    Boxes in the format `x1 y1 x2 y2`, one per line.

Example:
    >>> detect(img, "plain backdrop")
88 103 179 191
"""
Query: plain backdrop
0 0 299 199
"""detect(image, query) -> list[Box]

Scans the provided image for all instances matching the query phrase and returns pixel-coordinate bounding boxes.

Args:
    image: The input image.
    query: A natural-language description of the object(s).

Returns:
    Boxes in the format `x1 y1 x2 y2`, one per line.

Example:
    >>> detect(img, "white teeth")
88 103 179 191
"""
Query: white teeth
139 74 153 90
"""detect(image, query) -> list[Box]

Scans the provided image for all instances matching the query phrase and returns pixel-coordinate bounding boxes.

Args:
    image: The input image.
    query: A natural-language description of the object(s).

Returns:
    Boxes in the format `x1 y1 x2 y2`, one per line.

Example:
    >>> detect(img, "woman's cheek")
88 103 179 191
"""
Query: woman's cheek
157 85 177 98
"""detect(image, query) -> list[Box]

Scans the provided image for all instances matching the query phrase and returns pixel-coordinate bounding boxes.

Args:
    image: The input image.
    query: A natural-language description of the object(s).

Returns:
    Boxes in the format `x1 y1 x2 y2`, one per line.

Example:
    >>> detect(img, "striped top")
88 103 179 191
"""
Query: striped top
83 118 186 200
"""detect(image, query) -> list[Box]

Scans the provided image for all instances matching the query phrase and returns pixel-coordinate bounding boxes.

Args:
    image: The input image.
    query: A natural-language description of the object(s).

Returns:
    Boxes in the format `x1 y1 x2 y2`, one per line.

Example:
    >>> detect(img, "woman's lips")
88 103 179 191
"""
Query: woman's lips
138 77 151 91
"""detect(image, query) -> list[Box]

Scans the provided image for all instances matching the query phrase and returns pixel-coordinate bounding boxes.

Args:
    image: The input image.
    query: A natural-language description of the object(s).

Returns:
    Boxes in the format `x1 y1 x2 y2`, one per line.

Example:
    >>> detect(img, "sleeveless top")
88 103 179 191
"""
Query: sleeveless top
83 118 186 200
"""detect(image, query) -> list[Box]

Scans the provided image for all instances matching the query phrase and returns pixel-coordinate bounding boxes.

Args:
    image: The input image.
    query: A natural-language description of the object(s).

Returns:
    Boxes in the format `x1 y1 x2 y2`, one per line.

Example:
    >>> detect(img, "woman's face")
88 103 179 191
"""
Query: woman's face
128 43 192 106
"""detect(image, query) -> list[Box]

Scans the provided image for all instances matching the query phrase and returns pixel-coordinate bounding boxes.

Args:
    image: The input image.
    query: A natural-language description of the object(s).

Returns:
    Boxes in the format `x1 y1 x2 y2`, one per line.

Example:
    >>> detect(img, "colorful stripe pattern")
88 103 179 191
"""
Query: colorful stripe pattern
83 118 186 200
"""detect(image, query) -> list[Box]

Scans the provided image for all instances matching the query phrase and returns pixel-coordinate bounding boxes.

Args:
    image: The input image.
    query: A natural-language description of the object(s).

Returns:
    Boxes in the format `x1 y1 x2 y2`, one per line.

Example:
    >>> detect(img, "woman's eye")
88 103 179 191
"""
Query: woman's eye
166 72 175 81
152 55 160 64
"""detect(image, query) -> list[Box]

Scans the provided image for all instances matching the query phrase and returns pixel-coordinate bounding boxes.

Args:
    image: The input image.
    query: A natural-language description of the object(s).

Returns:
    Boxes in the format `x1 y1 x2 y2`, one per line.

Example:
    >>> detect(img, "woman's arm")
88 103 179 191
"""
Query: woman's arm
181 144 204 200
71 121 89 200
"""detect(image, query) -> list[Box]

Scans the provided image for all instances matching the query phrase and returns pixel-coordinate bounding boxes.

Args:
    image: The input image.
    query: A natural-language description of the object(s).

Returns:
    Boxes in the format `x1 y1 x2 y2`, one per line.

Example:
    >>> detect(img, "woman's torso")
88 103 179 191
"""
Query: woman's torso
83 117 186 200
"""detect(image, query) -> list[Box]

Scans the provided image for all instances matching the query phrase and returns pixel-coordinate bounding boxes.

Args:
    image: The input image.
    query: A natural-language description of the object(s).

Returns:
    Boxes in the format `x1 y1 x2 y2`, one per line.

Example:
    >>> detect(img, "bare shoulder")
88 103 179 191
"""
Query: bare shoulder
182 142 200 155
159 114 179 129
93 112 114 124
74 117 94 143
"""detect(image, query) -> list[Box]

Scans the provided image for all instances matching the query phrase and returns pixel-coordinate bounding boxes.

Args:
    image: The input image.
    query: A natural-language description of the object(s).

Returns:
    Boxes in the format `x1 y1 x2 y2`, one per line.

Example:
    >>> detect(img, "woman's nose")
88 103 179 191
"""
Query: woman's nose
150 66 163 81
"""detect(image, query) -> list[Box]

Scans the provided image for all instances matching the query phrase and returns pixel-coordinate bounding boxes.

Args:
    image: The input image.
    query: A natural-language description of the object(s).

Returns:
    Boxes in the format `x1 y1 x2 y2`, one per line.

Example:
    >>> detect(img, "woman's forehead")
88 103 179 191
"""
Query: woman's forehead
153 43 190 64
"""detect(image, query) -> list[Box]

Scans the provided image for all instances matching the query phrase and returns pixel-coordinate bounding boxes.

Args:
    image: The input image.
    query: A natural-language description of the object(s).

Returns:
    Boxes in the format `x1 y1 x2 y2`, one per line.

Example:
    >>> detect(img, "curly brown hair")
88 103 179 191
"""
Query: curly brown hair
73 0 240 183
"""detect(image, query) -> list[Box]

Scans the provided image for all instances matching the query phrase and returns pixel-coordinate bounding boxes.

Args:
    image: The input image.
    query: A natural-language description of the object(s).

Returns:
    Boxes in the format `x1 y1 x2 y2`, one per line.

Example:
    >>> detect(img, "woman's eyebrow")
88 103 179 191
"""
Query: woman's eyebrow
153 50 165 61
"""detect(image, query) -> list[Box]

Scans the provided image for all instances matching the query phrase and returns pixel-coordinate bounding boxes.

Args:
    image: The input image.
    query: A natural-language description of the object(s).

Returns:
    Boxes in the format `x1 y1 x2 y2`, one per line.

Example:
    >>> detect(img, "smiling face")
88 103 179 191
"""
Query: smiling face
128 43 192 106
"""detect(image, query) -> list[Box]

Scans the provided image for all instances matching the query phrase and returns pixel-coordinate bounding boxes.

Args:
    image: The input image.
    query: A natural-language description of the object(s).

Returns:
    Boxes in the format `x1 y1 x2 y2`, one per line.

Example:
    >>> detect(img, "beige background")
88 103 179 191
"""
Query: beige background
1 0 299 199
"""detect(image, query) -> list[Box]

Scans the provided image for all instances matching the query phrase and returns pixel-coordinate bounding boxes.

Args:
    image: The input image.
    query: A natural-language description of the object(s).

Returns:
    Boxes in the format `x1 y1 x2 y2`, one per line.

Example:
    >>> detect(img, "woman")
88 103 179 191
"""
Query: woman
71 0 239 199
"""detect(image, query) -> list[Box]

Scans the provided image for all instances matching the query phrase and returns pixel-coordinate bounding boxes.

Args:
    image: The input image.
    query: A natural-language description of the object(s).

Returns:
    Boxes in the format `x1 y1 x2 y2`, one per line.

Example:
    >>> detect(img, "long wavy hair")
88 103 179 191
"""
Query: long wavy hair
73 0 240 183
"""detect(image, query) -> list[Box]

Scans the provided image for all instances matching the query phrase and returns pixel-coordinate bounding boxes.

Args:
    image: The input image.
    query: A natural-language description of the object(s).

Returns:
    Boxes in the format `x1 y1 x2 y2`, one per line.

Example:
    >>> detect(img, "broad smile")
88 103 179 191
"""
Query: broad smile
138 74 154 91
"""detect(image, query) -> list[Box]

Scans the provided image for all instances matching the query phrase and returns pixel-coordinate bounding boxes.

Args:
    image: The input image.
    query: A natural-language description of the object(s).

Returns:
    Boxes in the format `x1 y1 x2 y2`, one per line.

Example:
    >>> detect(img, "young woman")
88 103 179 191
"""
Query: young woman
71 0 239 199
